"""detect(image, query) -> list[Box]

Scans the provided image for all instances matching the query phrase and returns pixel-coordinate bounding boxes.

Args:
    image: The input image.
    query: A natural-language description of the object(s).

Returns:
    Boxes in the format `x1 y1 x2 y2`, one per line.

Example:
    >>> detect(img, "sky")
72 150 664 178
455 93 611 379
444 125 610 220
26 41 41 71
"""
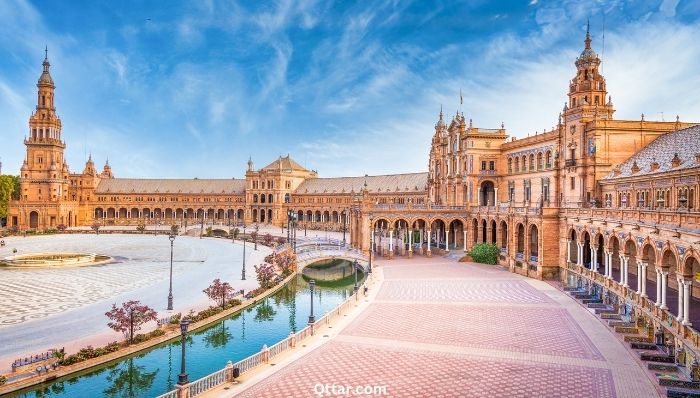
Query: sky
1 0 699 179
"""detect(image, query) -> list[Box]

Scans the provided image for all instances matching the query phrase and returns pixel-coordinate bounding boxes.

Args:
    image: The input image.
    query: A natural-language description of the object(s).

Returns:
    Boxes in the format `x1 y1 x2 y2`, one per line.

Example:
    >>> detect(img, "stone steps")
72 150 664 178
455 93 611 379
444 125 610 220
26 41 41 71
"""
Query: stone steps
668 388 700 398
649 362 678 371
573 293 594 300
625 335 653 343
582 298 603 304
659 378 700 389
641 352 675 363
609 320 636 327
615 326 640 334
595 307 617 315
600 313 622 320
633 342 659 350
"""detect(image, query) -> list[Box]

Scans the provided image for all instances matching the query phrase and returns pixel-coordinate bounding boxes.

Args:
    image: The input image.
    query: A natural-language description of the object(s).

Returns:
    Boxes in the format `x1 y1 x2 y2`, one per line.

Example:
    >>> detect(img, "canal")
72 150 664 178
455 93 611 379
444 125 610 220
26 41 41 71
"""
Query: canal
12 266 363 398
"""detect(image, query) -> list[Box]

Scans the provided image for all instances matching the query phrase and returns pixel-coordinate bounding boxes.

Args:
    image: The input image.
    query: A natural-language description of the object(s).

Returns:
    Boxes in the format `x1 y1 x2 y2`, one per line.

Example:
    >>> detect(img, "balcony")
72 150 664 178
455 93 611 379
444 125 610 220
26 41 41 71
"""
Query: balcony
565 159 576 167
480 170 497 175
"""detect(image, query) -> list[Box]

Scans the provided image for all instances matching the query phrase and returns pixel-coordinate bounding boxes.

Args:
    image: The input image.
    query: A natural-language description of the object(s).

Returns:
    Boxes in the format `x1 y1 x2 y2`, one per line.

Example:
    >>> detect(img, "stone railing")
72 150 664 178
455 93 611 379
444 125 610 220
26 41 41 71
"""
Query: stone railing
155 277 372 398
563 262 700 365
563 207 700 230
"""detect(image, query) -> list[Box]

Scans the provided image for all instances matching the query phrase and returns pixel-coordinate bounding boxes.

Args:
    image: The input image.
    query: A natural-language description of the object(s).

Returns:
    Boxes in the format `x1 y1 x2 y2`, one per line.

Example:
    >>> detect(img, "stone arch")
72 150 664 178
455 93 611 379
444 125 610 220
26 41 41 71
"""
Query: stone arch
164 208 173 219
529 224 539 260
29 211 39 229
227 209 234 220
315 210 322 222
490 219 497 244
499 220 508 250
682 254 700 277
267 209 272 223
217 209 225 220
323 210 330 223
516 223 525 255
206 208 215 219
479 180 496 206
306 210 313 221
642 242 657 265
568 229 578 264
297 210 304 221
119 208 128 218
471 218 479 244
661 247 678 269
252 209 258 222
176 208 184 219
95 207 104 219
107 208 116 218
481 218 487 243
237 209 244 221
581 230 592 267
268 194 273 203
130 207 139 218
449 219 465 250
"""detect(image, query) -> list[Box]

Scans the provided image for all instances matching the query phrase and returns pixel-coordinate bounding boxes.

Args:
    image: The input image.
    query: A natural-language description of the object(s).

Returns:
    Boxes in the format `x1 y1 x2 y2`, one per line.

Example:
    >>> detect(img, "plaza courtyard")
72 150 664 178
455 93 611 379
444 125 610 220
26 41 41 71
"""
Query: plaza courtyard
0 233 268 372
210 256 661 398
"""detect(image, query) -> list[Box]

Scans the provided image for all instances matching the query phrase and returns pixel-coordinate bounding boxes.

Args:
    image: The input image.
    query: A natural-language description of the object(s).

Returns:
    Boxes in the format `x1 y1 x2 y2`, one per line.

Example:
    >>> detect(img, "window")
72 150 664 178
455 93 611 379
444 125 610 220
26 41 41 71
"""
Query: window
528 155 534 170
508 158 512 173
515 158 520 172
537 153 543 170
489 161 495 171
570 177 575 190
570 149 575 160
481 161 487 171
545 151 552 168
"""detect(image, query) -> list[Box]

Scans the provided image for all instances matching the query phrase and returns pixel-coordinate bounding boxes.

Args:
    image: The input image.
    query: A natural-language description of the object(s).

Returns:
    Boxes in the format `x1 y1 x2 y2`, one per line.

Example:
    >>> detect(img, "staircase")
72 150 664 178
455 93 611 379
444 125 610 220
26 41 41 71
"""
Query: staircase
563 285 700 397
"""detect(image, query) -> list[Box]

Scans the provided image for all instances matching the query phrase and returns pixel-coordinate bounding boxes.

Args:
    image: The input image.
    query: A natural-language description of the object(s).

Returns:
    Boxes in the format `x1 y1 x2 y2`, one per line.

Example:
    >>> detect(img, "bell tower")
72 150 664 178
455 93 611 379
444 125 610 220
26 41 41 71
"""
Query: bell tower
20 48 69 203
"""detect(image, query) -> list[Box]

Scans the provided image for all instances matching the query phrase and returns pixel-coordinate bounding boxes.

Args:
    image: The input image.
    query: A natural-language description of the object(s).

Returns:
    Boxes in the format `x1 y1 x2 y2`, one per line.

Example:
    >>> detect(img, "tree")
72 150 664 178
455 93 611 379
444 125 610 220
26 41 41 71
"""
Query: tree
203 279 234 310
91 223 101 235
251 225 259 250
170 224 179 235
254 263 276 289
263 233 273 246
103 357 158 398
56 224 67 233
136 223 145 234
231 227 240 241
105 300 158 344
276 236 286 246
0 175 19 222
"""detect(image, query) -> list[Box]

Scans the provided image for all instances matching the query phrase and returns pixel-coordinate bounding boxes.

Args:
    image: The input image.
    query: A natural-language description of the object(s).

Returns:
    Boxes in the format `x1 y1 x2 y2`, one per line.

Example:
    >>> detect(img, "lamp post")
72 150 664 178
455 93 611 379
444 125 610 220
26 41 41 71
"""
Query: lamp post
308 280 316 324
242 224 247 280
254 224 259 250
177 319 190 385
199 214 204 239
287 210 292 244
167 233 176 310
353 259 359 293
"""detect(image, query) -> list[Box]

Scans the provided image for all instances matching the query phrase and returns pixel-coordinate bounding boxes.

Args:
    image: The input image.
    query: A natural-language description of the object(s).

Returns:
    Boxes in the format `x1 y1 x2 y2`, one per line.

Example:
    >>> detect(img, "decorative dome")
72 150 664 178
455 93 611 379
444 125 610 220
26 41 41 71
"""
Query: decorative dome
38 56 54 87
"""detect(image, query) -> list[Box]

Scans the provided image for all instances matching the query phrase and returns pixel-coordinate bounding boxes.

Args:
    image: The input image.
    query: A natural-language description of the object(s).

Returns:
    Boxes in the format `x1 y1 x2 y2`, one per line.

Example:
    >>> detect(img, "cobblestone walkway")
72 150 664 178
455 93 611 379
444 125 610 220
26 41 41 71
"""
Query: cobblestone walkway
235 257 660 398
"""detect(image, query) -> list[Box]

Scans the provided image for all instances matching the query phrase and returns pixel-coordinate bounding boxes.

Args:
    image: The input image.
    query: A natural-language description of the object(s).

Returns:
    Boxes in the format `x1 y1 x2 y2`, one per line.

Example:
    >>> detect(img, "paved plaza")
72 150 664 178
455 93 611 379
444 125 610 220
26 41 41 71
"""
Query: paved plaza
231 257 661 398
0 233 268 371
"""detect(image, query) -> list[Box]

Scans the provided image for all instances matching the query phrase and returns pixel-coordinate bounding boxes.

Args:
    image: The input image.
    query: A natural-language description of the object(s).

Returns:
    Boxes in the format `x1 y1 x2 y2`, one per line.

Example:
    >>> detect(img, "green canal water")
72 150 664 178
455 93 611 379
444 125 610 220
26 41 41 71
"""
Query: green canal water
12 265 364 398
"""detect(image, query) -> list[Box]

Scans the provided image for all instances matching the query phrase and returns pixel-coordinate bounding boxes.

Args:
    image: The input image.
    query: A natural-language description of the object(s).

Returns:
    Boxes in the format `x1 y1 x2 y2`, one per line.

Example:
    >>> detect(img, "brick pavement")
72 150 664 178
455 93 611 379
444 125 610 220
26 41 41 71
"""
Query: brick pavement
231 257 660 398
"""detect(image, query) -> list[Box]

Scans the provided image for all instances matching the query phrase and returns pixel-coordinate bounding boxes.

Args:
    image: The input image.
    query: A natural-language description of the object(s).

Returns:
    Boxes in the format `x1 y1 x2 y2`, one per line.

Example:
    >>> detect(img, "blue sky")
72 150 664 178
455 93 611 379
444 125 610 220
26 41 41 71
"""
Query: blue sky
1 0 699 178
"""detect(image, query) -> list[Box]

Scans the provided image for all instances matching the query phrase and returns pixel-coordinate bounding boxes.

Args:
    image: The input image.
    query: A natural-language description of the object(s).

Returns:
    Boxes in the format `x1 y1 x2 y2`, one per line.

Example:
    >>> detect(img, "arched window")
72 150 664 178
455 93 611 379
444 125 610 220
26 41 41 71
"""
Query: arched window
536 153 543 170
545 151 552 168
268 194 273 203
261 194 266 203
528 154 534 171
515 158 520 172
253 194 258 203
508 158 512 173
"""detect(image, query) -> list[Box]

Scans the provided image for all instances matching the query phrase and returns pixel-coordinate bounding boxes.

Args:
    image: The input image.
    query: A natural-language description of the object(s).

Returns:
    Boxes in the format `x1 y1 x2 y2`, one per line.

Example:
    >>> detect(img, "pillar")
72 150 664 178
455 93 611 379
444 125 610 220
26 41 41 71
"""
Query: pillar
590 246 597 272
677 276 685 322
637 262 643 295
389 229 393 258
641 262 648 297
419 229 424 255
656 269 662 307
683 279 692 326
576 243 583 266
445 229 449 252
661 270 669 310
408 229 413 258
603 251 610 278
427 229 432 257
566 240 572 263
463 230 467 252
619 255 626 286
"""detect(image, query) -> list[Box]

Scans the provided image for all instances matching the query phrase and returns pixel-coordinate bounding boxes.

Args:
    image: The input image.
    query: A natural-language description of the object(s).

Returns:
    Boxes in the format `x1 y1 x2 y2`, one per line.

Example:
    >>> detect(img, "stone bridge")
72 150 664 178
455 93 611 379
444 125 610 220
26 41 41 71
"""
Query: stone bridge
284 239 370 273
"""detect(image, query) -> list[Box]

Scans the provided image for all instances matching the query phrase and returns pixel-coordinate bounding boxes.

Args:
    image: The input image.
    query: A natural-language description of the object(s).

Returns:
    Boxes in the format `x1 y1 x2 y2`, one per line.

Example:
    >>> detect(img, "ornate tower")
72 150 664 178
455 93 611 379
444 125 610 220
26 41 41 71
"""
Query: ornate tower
20 49 69 203
560 23 615 207
10 49 76 230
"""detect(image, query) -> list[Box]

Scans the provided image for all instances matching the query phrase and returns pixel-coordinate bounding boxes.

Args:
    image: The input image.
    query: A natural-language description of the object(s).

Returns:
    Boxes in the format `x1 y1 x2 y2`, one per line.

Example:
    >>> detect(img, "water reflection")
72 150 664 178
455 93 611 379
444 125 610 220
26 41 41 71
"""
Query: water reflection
204 323 233 349
103 357 158 398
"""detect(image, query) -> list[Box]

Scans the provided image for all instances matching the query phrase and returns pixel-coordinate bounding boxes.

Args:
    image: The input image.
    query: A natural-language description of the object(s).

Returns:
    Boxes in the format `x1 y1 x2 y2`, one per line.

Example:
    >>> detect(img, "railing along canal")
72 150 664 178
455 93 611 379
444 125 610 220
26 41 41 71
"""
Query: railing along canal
155 276 372 398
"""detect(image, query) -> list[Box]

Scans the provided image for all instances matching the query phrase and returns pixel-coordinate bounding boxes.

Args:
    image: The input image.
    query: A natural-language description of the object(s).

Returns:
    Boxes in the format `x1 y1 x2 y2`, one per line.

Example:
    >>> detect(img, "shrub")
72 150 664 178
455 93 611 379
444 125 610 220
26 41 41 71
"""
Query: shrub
149 329 166 338
169 313 182 325
469 243 500 265
0 375 6 386
104 341 120 353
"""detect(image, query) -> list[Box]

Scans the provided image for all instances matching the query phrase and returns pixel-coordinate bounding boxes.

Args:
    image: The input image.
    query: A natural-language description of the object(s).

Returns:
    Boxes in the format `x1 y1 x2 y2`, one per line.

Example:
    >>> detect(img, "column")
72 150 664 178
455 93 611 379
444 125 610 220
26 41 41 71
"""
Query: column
445 229 449 252
494 188 499 205
683 280 692 326
641 262 648 297
427 229 431 256
661 270 669 310
408 229 413 257
603 251 610 278
677 276 685 322
655 269 662 306
619 255 626 286
389 229 394 258
566 240 571 263
419 229 424 255
463 230 467 252
577 243 583 266
590 246 597 272
637 262 643 295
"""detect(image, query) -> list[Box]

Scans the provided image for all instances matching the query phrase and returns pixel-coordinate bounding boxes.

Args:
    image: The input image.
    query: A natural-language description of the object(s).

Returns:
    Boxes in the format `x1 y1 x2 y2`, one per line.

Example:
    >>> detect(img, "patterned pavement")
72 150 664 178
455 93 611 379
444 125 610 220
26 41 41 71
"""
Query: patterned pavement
232 256 661 398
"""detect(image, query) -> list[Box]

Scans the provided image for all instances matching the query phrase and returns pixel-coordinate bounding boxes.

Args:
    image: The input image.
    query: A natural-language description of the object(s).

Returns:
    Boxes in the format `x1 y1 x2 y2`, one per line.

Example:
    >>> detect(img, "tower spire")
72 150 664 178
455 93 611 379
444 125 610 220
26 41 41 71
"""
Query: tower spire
44 45 48 60
584 19 592 49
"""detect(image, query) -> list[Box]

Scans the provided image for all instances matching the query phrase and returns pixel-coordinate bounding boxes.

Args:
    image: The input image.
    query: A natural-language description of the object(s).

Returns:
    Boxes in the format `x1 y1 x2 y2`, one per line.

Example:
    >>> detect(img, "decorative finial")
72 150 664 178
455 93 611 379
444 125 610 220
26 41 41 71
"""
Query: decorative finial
439 104 443 119
44 45 48 60
469 118 472 128
501 122 504 129
641 113 645 121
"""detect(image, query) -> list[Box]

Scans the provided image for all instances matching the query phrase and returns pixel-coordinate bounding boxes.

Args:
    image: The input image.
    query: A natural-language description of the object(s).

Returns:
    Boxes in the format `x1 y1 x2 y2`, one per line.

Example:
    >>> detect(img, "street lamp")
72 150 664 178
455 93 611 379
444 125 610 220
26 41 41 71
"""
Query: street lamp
308 280 316 324
177 319 190 385
241 224 247 280
353 259 359 293
167 234 176 310
254 224 259 251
